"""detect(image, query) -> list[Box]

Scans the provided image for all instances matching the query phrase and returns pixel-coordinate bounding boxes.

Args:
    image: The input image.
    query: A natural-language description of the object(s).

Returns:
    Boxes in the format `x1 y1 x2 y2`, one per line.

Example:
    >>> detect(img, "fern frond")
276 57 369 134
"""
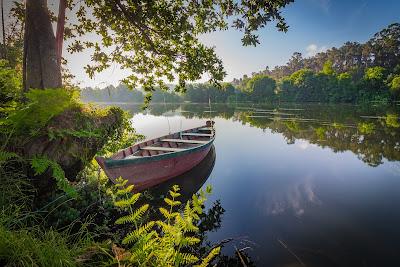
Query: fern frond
175 252 198 265
31 156 51 175
183 201 192 219
115 177 128 187
115 204 149 225
159 207 180 221
195 247 221 267
171 184 180 192
122 221 155 245
180 236 201 247
164 197 181 207
159 207 171 220
176 215 198 233
114 192 141 208
156 220 174 233
31 156 77 197
116 184 134 195
169 190 181 198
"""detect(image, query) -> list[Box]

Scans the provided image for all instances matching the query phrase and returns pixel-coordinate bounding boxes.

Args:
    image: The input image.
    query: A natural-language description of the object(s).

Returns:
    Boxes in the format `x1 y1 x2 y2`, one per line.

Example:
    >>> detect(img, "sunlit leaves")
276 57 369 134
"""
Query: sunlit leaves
111 178 218 266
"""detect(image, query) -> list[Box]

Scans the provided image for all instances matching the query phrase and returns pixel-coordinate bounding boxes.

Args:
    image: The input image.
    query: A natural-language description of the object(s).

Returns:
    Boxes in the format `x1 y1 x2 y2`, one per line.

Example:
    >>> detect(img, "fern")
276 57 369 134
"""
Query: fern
164 197 181 207
113 193 141 209
111 178 221 266
115 204 149 225
8 88 80 136
30 156 77 198
194 247 221 267
122 221 155 245
175 252 199 265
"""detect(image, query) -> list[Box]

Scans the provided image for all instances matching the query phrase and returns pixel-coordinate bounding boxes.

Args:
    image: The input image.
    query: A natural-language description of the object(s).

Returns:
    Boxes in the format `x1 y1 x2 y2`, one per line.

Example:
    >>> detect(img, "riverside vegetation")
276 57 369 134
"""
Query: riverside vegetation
0 64 225 266
81 23 400 106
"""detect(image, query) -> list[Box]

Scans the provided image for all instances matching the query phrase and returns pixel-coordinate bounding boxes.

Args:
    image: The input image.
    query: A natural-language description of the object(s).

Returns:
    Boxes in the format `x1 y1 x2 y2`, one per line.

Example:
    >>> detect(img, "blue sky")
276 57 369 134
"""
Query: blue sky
4 0 400 88
198 0 400 82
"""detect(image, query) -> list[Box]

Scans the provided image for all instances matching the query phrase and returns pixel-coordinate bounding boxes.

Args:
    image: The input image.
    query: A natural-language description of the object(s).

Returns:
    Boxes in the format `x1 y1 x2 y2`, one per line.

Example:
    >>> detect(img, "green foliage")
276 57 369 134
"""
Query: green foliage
68 0 293 100
31 157 77 198
322 60 335 76
364 66 386 81
98 109 143 156
285 120 300 133
0 60 22 111
289 69 314 87
8 88 80 136
80 84 181 104
357 122 375 135
225 23 400 104
385 114 400 128
315 127 326 140
0 225 83 267
0 150 19 165
390 75 400 94
110 178 220 266
0 153 96 267
245 75 277 102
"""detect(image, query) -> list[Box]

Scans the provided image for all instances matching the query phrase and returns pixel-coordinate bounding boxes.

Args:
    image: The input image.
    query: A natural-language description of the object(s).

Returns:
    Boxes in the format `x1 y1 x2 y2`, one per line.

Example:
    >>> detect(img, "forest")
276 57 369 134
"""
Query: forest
81 23 400 105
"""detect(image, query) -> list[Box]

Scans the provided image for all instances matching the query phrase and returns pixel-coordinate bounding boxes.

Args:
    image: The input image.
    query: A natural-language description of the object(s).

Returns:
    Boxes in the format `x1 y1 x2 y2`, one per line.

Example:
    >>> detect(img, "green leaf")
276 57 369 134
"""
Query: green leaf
115 204 149 225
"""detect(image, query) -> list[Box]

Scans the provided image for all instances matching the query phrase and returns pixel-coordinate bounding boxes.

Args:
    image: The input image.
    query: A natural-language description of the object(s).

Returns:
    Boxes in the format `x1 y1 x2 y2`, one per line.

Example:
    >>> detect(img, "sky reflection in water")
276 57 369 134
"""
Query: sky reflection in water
122 103 400 266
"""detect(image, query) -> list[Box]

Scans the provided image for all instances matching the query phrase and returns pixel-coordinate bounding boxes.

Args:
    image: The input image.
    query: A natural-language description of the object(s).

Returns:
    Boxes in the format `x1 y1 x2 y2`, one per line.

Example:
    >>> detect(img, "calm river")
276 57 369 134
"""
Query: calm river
111 102 400 266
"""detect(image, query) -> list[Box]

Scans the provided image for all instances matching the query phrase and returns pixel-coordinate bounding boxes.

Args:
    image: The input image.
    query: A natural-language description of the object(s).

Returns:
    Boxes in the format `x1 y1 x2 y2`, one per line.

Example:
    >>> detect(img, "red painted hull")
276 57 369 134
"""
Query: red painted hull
97 144 213 191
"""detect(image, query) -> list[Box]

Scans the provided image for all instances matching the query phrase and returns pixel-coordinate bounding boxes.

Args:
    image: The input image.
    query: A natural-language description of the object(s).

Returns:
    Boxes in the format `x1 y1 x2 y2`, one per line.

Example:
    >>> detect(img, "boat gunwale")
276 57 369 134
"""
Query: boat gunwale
105 138 214 168
104 124 214 168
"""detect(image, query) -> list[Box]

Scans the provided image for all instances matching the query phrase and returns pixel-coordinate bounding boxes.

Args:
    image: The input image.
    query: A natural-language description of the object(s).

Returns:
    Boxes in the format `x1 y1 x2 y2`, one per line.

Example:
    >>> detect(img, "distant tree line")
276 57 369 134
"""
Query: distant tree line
81 23 400 104
232 23 400 104
80 84 181 103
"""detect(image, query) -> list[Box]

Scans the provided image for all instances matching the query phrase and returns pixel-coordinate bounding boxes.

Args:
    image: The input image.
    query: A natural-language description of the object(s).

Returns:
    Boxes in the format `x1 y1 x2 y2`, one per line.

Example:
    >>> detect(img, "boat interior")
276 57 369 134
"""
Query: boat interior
111 126 214 160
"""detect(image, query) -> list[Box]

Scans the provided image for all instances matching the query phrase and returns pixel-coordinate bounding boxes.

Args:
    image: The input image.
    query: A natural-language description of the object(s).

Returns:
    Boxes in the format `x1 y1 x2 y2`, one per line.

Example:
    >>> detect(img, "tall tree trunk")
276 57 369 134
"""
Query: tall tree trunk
23 0 62 91
0 0 5 59
55 0 66 68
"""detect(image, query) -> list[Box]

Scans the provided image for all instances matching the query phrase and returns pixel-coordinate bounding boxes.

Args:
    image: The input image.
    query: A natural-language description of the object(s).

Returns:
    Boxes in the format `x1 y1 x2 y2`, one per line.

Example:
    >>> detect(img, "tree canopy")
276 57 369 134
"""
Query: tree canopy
67 0 293 104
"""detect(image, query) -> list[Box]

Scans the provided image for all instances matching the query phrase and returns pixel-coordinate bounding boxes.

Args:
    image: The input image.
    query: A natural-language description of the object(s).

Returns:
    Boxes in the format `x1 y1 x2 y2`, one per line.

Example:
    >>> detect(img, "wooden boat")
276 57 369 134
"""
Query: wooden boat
96 121 215 191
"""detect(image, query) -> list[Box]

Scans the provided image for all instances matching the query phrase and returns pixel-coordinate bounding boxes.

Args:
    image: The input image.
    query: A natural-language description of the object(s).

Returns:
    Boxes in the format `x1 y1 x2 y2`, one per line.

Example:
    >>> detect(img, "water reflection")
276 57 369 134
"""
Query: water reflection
114 102 400 167
149 145 216 202
262 175 321 217
107 102 400 266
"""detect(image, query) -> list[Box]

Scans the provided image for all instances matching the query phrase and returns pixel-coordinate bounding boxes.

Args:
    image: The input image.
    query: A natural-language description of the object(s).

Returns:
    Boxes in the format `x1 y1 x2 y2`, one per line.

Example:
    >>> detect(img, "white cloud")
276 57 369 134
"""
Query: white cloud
305 44 327 57
308 0 331 13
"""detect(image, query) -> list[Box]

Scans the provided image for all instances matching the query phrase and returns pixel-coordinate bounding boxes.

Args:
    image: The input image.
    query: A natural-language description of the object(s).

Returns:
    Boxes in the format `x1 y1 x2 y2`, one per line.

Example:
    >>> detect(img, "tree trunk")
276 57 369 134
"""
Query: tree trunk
55 0 66 68
0 0 5 59
23 0 62 91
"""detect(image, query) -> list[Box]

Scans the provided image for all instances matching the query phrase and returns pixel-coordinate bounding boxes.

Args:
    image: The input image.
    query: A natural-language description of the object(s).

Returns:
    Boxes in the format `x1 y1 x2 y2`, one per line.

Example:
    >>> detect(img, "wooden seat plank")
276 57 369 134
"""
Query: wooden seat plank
181 133 213 137
198 127 213 131
125 155 141 159
142 146 186 152
162 138 208 144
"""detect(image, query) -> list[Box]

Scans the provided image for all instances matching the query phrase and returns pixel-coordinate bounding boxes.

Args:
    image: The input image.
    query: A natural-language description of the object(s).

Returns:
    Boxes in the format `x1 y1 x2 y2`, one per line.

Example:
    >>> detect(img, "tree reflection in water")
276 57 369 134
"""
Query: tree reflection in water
115 102 400 167
111 102 400 265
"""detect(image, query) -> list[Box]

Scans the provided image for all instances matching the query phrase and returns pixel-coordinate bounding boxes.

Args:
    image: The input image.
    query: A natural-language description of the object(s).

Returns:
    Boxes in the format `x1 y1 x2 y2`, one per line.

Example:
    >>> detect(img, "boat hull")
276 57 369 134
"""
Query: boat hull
96 142 213 191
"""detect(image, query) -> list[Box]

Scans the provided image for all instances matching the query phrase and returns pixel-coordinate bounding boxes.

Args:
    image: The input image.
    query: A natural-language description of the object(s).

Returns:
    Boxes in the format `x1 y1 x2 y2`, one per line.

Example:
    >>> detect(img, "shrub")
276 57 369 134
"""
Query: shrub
0 60 21 111
8 88 80 136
